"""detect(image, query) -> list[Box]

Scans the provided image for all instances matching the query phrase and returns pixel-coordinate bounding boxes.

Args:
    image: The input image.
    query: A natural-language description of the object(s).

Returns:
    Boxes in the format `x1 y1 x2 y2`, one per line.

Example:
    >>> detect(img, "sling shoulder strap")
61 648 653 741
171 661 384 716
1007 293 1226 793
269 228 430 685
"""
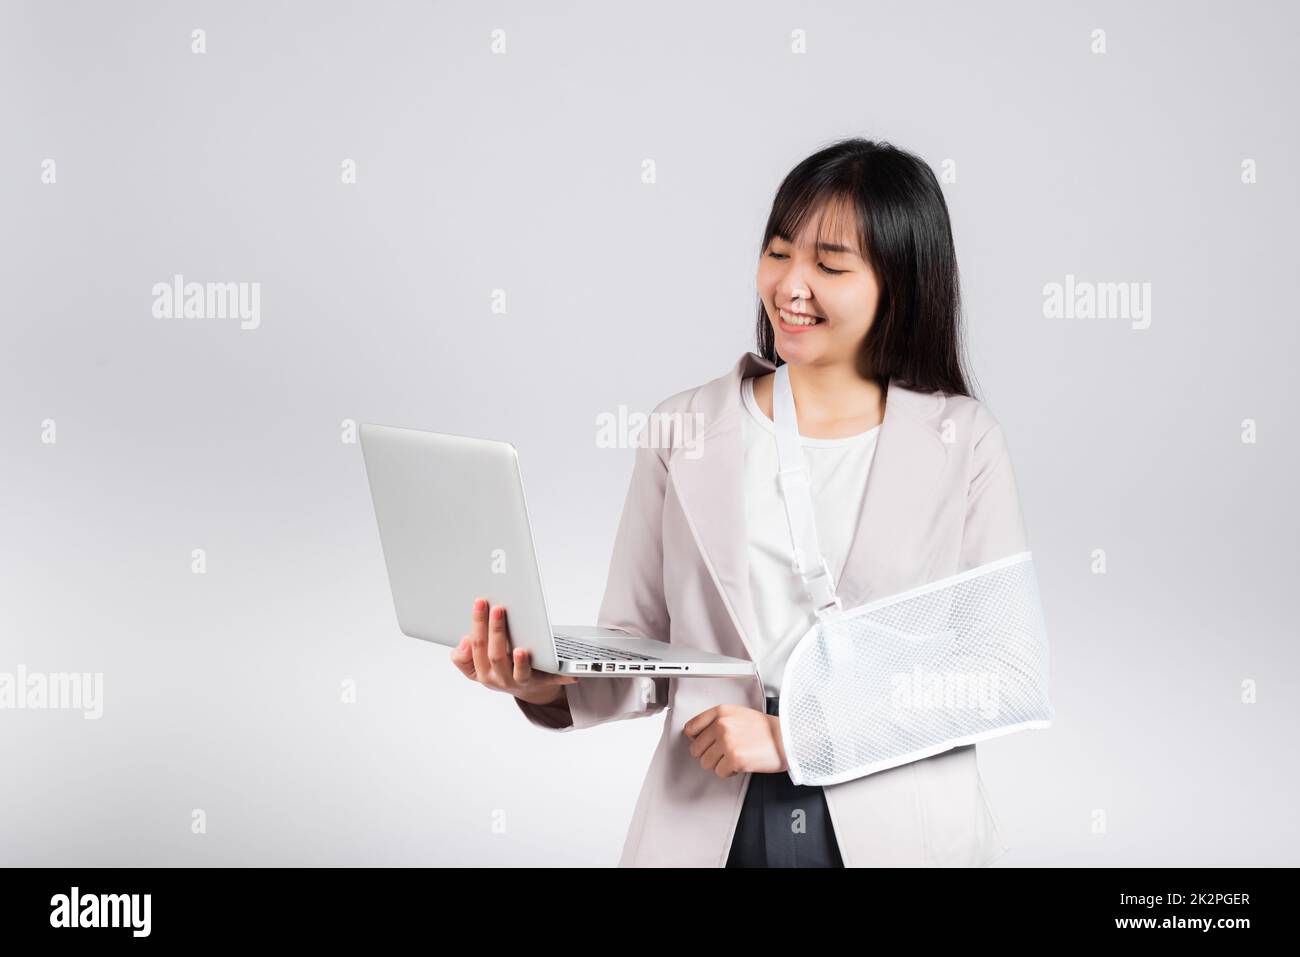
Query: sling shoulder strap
771 363 843 620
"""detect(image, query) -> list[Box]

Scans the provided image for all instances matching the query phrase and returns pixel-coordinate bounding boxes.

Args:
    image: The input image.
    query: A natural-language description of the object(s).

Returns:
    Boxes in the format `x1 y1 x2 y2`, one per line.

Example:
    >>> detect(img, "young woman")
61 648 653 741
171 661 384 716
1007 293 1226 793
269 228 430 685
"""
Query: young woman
452 138 1030 868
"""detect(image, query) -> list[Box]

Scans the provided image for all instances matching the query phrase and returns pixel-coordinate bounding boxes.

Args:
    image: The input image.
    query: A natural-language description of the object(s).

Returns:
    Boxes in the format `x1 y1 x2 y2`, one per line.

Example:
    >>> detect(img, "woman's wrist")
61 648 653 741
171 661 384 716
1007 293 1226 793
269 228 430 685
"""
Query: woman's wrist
768 714 788 771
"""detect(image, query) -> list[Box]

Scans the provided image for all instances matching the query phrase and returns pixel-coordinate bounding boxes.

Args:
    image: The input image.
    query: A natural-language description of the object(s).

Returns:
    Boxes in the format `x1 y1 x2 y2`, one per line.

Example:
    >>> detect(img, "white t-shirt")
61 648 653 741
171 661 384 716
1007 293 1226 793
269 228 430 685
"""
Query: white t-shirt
740 375 881 697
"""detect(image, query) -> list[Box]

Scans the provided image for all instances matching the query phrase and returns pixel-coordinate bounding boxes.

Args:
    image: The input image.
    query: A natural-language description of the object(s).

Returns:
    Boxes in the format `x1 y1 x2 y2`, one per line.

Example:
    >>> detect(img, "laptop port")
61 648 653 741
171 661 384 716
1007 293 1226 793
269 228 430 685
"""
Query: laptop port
657 666 681 670
575 664 588 671
591 663 602 672
628 665 640 671
643 665 655 671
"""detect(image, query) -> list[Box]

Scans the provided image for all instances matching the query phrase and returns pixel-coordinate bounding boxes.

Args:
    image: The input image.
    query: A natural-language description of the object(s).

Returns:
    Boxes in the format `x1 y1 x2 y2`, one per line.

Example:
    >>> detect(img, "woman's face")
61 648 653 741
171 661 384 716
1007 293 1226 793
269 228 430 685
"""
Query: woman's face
756 206 880 368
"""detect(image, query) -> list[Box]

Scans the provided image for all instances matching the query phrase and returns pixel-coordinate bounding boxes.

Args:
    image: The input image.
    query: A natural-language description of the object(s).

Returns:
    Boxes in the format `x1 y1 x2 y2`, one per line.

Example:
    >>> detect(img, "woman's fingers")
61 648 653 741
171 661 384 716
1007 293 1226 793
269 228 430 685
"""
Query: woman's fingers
697 740 726 774
460 597 579 693
512 646 532 685
469 597 488 644
468 599 493 686
513 647 579 687
487 605 515 686
450 635 476 680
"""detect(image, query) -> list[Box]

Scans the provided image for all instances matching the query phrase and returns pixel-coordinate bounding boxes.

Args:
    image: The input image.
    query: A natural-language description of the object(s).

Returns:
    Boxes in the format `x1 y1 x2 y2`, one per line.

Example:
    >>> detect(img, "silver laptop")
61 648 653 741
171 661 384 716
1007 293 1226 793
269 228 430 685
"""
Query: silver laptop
359 424 755 678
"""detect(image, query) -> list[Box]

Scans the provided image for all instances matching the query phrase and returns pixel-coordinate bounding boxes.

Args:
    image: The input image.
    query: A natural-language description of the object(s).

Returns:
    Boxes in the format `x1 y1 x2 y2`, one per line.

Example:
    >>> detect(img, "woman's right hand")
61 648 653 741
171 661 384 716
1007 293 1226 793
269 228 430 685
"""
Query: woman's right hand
450 597 579 706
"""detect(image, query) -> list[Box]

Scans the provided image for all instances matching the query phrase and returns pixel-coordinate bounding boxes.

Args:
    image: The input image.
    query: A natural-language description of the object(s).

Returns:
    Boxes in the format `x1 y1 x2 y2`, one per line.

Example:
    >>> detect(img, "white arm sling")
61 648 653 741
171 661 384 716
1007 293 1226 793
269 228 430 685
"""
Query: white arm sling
770 363 1055 787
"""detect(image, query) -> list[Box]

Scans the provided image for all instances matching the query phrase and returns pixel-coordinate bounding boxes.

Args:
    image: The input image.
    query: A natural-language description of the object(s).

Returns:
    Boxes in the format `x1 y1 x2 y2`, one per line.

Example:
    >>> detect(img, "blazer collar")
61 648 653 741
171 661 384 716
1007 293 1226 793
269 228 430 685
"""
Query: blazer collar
667 351 950 664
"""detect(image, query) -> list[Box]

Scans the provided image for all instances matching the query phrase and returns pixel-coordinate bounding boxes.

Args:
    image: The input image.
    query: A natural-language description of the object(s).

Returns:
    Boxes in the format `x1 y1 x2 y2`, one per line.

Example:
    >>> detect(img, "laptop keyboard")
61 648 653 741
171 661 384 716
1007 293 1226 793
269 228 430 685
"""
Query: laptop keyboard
554 635 657 662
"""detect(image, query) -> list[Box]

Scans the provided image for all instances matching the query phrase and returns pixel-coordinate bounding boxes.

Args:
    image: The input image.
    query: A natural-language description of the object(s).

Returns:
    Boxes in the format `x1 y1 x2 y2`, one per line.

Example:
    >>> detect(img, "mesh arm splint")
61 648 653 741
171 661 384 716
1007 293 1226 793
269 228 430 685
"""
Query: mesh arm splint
767 363 1054 787
778 550 1054 786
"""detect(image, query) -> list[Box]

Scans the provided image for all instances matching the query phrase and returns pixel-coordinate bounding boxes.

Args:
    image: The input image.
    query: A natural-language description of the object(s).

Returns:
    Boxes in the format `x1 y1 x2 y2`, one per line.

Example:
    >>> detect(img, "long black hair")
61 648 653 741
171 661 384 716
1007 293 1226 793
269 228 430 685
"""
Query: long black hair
755 137 976 400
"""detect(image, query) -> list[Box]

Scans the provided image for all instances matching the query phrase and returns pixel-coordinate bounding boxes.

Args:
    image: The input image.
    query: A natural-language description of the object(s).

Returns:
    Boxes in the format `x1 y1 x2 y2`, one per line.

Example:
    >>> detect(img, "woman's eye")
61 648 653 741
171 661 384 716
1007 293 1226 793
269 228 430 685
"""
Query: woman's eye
766 251 844 275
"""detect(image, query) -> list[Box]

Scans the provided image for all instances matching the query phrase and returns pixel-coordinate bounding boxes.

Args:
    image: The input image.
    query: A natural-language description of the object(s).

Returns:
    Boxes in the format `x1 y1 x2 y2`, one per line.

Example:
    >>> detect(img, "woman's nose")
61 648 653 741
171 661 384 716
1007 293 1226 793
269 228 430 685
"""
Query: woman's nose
779 271 812 299
779 282 812 305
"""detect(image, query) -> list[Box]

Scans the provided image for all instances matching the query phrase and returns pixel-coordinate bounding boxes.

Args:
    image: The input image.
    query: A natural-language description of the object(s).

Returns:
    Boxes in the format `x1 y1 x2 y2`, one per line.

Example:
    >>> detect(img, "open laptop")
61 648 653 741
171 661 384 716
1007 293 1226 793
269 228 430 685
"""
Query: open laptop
359 424 755 678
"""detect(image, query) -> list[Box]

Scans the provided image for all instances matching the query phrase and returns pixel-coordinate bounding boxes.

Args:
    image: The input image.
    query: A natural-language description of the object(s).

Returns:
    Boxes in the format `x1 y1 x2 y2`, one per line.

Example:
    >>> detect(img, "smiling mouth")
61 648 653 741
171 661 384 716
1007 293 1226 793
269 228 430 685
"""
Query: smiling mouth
779 307 825 327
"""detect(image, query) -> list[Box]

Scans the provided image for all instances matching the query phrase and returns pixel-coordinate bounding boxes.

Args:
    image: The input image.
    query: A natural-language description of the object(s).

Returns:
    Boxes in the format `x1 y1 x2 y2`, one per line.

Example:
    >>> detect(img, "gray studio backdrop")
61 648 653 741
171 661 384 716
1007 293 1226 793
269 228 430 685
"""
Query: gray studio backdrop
2 0 1297 866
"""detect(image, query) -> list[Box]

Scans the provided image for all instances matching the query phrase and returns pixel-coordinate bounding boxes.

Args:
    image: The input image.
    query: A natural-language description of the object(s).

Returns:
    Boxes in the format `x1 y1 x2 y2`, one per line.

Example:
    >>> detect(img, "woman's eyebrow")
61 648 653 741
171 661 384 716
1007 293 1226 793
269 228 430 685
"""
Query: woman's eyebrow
772 232 858 256
816 241 858 256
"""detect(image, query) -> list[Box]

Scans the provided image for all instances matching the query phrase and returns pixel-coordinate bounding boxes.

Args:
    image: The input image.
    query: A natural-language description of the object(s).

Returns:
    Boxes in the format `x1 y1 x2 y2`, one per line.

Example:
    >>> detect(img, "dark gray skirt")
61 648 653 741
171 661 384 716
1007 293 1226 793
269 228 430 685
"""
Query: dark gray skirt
725 696 844 868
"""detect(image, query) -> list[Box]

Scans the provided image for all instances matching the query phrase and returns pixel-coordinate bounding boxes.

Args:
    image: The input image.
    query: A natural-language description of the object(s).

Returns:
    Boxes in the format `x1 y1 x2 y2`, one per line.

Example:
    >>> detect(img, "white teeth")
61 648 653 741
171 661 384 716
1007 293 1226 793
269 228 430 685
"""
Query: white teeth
780 308 821 326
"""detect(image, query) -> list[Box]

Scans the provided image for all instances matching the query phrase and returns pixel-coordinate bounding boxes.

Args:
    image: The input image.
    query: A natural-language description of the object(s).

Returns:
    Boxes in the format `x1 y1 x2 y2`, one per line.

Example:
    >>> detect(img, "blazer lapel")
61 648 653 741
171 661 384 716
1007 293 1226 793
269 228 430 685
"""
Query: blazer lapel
834 376 949 609
666 353 769 664
666 351 949 661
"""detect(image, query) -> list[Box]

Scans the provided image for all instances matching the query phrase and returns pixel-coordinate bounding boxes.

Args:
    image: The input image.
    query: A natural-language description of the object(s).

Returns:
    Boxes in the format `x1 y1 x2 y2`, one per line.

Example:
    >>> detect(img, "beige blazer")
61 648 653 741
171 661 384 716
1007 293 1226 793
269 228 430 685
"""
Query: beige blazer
518 350 1031 866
